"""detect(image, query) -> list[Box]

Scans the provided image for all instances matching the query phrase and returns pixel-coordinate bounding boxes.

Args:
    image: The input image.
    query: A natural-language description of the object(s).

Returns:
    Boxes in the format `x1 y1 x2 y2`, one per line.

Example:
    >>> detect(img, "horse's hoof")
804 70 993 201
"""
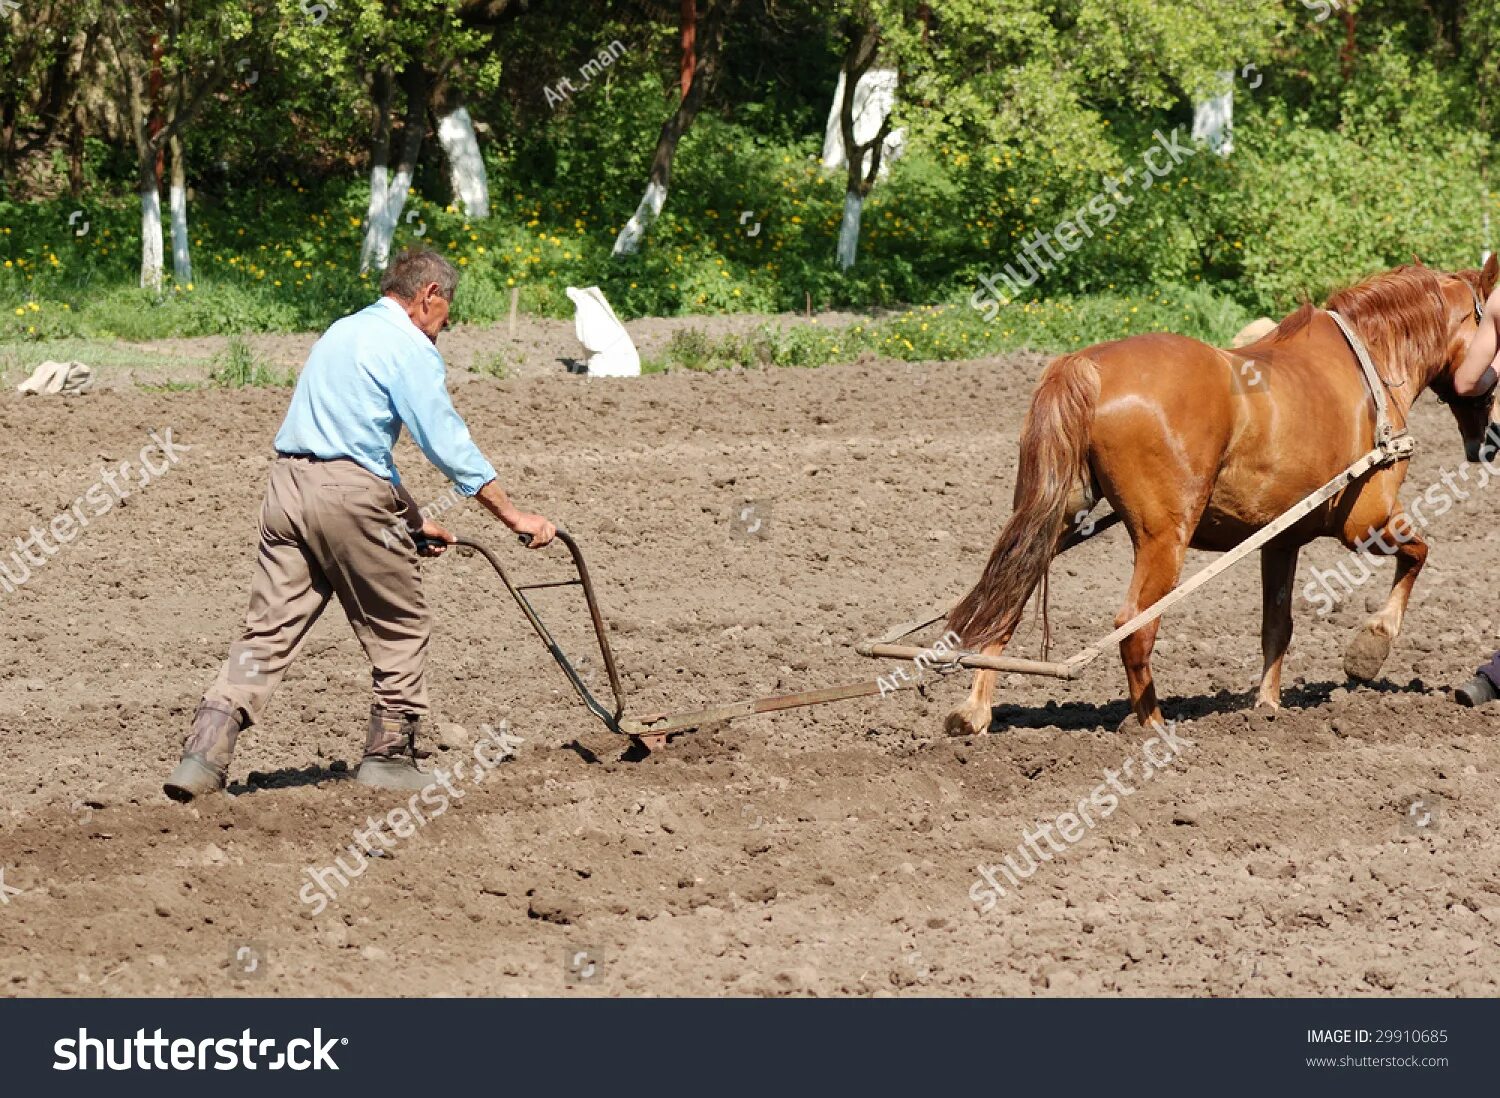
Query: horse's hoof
1344 626 1392 682
944 709 989 737
1115 713 1166 734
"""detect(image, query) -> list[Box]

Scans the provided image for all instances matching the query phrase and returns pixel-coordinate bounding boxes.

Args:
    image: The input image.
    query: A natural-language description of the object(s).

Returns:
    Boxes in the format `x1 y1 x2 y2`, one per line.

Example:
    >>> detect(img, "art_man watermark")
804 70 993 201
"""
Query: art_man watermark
544 40 628 109
876 629 962 699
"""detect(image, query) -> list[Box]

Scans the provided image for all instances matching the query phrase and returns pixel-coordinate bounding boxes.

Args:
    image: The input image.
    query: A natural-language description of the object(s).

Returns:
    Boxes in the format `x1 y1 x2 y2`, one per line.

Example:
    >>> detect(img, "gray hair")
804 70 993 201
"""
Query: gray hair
380 248 460 301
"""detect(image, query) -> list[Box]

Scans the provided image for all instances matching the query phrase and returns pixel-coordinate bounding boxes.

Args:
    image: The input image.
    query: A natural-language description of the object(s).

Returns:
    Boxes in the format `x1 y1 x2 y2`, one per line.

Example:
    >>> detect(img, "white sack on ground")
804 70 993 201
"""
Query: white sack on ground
566 286 640 377
18 360 93 395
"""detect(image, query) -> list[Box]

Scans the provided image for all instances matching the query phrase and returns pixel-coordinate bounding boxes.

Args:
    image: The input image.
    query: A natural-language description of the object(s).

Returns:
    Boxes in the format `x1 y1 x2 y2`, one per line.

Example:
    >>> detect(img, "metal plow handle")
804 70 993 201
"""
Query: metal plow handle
450 531 630 738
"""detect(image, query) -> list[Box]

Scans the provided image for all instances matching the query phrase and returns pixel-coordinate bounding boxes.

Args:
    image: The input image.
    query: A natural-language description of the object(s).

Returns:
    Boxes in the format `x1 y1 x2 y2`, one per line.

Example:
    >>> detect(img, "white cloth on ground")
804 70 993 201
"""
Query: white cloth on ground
566 286 640 377
17 360 92 395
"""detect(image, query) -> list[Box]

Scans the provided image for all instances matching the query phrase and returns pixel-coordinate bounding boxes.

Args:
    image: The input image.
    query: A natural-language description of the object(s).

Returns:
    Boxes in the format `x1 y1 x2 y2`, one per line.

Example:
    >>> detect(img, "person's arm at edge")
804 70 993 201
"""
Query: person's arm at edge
1454 283 1500 396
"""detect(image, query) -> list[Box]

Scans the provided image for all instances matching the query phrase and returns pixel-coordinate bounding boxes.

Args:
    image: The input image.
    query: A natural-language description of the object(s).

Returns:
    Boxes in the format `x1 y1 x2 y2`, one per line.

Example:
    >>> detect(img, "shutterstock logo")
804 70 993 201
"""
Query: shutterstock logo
53 1029 345 1071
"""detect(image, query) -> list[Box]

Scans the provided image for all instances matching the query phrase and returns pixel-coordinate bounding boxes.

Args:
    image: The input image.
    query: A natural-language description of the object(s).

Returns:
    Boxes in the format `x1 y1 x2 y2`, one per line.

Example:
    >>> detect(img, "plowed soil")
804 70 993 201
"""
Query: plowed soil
2 346 1497 997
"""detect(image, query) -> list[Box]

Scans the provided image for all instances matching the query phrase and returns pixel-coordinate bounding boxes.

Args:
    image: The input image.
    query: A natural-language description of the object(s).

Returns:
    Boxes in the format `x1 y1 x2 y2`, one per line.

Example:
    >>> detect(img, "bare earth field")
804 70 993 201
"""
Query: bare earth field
1 344 1498 997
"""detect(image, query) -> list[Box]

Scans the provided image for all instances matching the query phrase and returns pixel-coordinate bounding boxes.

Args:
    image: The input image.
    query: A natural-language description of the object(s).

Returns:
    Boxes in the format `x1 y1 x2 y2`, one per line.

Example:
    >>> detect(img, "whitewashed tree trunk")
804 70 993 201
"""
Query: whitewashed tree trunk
437 106 489 219
832 25 892 273
359 65 425 273
140 181 164 291
359 162 390 273
836 190 862 270
360 164 412 273
169 134 191 283
612 180 668 257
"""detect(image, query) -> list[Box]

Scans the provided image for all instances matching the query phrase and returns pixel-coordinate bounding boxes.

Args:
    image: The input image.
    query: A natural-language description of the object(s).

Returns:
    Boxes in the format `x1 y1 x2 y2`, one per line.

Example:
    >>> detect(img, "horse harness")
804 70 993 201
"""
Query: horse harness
1326 280 1491 467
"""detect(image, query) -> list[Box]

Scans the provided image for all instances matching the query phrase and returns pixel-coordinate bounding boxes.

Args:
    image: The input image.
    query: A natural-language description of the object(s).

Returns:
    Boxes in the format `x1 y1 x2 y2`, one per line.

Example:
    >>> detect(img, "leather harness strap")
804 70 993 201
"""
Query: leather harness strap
1326 309 1415 464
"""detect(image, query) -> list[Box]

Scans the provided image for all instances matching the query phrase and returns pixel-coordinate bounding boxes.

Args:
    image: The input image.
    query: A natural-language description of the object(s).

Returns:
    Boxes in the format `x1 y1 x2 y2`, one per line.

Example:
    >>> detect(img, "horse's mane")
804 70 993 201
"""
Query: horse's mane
1276 264 1453 373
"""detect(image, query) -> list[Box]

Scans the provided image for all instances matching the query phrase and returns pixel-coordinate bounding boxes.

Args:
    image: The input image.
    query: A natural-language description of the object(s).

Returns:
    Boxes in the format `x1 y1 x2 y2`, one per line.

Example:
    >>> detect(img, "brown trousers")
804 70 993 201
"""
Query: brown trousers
204 455 430 726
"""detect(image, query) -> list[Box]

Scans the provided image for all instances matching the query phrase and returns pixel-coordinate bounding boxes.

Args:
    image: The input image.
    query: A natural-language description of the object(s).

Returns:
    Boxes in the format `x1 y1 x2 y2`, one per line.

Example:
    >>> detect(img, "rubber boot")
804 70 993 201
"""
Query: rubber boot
1455 674 1499 707
355 706 434 791
164 700 243 802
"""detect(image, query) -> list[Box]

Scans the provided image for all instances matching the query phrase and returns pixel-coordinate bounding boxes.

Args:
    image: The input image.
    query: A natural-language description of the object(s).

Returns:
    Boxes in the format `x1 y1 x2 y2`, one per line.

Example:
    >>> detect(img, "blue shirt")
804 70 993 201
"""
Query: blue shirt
273 297 498 496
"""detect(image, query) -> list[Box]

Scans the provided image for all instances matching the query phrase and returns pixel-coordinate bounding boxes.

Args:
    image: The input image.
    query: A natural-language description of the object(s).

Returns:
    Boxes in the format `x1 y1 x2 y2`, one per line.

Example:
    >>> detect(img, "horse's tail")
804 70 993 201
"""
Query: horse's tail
947 352 1100 653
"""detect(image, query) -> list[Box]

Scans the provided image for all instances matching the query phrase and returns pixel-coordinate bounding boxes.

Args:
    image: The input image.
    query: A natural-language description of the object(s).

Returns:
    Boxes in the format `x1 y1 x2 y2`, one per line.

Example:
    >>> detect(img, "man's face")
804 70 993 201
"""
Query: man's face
407 282 452 344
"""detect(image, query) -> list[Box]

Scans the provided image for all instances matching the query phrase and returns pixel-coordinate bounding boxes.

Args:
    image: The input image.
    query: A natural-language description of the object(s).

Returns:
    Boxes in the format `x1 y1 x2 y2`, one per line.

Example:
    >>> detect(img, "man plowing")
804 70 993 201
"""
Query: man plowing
164 248 556 800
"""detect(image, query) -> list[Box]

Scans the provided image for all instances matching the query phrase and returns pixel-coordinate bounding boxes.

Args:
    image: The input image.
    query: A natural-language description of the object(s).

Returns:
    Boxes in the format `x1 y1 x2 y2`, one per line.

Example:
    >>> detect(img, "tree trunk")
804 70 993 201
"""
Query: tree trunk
612 0 736 257
836 191 862 270
1 96 17 185
836 22 891 270
436 104 490 218
140 30 165 290
169 131 191 283
1340 7 1357 80
139 151 164 290
98 8 221 287
680 0 696 99
361 63 427 273
68 102 85 198
359 66 395 273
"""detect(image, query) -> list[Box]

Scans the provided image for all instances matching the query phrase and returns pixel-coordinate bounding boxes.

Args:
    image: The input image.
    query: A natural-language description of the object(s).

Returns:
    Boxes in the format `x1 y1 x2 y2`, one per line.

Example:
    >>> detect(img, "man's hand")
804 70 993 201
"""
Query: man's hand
506 510 557 549
474 479 557 548
417 518 456 557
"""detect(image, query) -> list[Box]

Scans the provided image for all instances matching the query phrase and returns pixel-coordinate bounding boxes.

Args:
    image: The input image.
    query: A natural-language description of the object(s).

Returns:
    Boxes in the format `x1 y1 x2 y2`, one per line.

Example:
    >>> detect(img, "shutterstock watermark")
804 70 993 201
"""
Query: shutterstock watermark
1302 453 1500 614
53 1029 344 1071
298 722 523 915
969 128 1197 320
0 428 189 597
0 866 22 907
968 721 1194 912
1302 0 1344 22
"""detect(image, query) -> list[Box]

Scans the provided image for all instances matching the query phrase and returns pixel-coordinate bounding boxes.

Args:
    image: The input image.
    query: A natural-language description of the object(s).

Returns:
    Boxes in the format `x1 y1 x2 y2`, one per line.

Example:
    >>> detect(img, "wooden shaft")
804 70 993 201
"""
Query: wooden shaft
856 642 1079 679
622 678 895 736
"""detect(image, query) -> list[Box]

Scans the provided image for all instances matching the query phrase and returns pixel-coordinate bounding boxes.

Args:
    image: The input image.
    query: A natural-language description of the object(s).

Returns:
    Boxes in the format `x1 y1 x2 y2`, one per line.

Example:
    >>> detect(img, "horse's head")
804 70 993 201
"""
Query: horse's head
1429 255 1500 462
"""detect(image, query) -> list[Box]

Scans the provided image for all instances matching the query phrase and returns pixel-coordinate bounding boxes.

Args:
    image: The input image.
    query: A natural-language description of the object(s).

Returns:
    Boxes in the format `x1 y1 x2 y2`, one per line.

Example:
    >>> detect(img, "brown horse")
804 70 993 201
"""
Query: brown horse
945 258 1500 737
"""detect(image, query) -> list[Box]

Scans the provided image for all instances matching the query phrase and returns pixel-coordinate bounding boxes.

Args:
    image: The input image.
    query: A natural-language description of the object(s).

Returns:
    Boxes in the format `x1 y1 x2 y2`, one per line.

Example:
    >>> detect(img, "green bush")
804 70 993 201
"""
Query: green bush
0 7 1492 342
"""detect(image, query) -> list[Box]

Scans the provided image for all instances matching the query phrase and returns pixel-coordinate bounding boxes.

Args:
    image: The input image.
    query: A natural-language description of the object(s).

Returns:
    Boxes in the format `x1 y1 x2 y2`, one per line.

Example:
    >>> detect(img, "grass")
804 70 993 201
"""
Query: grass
472 348 513 380
0 136 1259 347
0 282 1258 392
207 337 295 388
642 284 1255 374
0 336 213 388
